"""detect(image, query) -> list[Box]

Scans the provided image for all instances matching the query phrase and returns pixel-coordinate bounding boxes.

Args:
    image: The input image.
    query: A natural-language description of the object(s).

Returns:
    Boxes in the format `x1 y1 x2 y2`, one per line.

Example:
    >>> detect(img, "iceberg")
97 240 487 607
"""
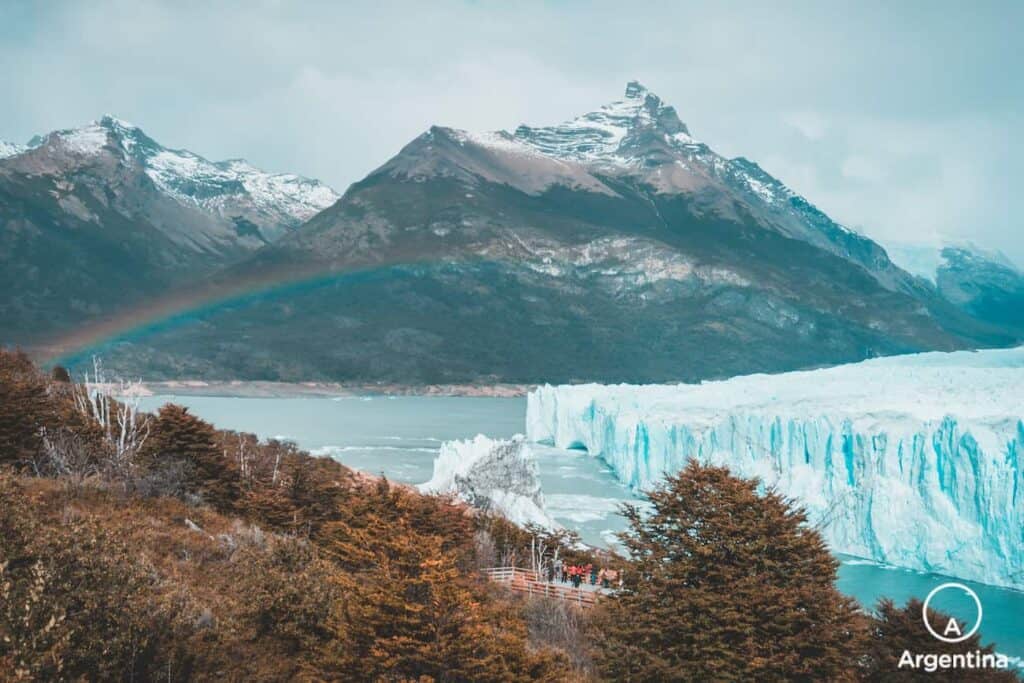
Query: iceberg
420 434 558 529
526 347 1024 589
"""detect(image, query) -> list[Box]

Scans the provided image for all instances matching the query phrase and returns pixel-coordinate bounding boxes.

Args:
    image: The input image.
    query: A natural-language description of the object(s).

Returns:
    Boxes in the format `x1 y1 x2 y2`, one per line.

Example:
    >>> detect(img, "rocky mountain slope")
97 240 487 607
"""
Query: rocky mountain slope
77 83 1016 383
0 117 338 342
887 242 1024 334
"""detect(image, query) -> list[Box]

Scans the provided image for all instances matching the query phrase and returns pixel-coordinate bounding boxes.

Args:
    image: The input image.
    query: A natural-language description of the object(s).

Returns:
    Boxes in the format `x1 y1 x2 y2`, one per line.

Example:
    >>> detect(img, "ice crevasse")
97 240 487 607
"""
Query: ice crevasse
526 347 1024 589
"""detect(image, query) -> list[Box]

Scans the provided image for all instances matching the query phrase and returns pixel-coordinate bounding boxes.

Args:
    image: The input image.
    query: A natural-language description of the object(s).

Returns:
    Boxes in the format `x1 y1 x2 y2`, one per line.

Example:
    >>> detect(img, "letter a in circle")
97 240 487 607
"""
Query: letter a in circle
943 618 962 638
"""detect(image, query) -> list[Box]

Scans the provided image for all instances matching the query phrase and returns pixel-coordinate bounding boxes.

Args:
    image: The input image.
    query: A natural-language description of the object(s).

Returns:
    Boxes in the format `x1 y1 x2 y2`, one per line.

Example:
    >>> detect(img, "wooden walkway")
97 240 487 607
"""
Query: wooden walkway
481 567 605 609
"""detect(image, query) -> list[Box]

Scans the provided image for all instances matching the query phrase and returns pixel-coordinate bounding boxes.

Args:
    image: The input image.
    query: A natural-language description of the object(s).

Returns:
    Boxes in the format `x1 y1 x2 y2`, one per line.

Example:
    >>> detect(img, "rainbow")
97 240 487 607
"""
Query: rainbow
34 261 390 368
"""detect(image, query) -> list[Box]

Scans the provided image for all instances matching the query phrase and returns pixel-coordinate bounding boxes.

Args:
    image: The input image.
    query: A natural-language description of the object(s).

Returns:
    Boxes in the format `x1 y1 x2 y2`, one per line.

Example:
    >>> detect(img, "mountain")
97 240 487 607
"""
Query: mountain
271 82 909 288
0 116 338 343
887 242 1024 333
77 82 1016 384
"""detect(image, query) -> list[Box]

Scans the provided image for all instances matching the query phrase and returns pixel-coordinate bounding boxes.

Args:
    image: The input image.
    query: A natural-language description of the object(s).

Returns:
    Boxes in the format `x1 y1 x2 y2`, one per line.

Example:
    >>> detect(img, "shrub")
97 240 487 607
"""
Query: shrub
0 350 51 469
143 404 239 508
0 476 188 680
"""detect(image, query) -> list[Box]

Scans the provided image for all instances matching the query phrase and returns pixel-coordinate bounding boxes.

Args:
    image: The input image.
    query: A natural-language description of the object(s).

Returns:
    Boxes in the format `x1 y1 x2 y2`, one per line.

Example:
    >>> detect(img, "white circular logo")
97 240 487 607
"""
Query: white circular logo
922 582 983 644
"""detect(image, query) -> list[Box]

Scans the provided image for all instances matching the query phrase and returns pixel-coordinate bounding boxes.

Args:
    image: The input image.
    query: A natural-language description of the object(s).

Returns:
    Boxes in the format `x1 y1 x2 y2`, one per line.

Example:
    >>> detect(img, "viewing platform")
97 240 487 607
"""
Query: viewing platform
480 566 611 608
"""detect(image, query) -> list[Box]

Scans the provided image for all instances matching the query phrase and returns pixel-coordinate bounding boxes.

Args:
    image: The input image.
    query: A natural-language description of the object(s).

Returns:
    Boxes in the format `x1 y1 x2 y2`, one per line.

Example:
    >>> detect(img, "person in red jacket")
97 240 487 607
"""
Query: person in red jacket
570 565 582 588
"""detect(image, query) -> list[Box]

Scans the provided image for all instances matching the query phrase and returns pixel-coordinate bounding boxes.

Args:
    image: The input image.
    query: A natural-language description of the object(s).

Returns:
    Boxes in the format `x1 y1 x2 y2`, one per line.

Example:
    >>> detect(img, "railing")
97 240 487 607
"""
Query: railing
480 567 601 608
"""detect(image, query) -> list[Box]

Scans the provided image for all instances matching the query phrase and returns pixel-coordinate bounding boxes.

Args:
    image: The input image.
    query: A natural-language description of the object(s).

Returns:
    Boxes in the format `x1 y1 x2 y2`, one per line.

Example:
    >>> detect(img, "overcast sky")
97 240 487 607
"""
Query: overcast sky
2 1 1021 262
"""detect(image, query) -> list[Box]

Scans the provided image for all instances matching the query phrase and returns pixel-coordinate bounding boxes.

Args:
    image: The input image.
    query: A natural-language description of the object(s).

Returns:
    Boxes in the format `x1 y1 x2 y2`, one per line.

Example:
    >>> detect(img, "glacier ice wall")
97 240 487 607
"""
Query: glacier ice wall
526 347 1024 589
419 434 557 529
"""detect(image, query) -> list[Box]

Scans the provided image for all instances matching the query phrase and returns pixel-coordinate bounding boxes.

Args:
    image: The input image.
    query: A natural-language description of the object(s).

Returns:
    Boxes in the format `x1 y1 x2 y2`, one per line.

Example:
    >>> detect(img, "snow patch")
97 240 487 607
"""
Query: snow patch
0 140 27 159
49 124 110 156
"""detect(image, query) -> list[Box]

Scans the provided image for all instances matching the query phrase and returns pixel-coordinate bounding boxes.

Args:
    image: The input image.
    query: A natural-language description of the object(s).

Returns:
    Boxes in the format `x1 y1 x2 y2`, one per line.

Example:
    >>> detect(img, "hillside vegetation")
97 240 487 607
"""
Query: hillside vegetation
0 350 576 681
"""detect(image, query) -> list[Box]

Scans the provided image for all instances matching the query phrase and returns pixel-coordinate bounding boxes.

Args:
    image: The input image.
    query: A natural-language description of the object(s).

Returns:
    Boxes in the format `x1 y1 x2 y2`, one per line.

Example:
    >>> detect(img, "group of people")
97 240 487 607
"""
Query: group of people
550 559 620 589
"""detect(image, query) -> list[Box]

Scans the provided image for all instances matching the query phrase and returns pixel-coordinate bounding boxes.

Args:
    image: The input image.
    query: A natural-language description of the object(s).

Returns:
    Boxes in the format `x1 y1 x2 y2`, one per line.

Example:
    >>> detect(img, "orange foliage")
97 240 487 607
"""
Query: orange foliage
0 350 571 681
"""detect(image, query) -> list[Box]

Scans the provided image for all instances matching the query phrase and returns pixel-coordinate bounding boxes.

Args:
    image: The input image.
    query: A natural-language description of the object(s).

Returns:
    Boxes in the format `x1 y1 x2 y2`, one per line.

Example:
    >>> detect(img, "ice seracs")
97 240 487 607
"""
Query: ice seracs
526 347 1024 589
420 434 558 529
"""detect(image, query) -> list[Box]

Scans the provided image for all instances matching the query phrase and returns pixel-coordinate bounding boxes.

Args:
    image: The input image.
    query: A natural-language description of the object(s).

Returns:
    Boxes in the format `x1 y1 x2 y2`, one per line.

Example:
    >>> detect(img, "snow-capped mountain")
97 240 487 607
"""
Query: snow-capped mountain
6 115 338 244
376 81 909 292
87 83 1015 384
886 241 1024 335
527 346 1024 589
0 116 338 344
886 241 1020 284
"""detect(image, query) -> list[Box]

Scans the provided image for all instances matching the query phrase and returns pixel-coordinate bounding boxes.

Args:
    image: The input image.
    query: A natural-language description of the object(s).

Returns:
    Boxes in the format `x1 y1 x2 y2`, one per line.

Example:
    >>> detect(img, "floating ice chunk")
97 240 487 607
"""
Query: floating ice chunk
420 434 558 529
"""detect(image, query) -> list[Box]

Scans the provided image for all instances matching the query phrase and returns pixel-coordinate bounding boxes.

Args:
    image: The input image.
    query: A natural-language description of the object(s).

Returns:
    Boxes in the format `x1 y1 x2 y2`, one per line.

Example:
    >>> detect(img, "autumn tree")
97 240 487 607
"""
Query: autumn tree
50 366 72 383
0 350 51 468
863 598 1018 681
592 460 868 682
317 500 567 681
143 404 239 507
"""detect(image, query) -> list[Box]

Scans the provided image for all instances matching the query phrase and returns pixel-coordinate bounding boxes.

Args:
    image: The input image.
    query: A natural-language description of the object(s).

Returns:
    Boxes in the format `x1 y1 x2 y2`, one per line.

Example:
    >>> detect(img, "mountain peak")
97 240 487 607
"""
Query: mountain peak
616 81 686 132
97 114 140 131
504 81 692 165
624 80 650 99
96 115 162 153
21 115 157 158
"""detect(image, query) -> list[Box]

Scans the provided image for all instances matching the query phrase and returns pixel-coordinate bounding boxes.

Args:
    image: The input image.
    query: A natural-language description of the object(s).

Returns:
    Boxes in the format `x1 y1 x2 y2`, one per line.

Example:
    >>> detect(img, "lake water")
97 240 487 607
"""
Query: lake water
138 394 1024 661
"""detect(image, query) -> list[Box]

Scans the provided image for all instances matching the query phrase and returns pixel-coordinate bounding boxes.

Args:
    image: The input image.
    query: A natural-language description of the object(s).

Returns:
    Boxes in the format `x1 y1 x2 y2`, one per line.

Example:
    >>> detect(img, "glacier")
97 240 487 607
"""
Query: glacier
419 434 558 529
526 347 1024 589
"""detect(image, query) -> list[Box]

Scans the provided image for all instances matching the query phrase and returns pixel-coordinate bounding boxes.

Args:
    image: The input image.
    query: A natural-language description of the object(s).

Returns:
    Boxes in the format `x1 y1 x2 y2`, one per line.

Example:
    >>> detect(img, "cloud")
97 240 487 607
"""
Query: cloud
0 0 1020 261
840 156 885 183
783 111 829 141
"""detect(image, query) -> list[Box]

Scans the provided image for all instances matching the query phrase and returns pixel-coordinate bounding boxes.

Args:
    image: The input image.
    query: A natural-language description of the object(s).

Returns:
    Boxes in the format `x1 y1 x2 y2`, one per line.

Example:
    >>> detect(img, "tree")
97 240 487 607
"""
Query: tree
863 598 1017 681
50 366 72 383
71 357 150 480
144 404 238 507
592 460 868 682
0 350 51 468
317 506 567 681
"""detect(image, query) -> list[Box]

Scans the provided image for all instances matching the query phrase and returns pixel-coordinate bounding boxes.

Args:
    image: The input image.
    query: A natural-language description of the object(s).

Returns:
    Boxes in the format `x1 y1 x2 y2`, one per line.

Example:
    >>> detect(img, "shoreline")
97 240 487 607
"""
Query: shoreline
133 380 532 398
